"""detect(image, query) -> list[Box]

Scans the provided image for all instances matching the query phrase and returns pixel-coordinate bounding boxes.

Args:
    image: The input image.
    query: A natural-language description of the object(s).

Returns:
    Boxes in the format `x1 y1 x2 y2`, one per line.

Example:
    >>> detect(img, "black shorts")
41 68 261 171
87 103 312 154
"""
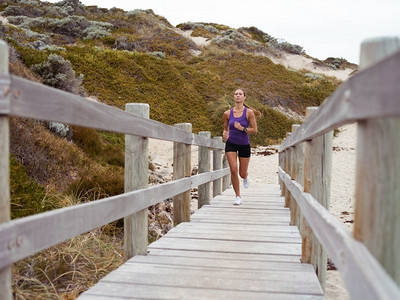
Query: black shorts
225 141 251 158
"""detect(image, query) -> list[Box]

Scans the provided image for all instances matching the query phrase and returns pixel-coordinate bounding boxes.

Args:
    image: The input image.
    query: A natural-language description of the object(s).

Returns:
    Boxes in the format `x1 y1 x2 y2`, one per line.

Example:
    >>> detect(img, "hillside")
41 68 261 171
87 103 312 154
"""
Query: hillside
0 0 358 200
0 1 358 297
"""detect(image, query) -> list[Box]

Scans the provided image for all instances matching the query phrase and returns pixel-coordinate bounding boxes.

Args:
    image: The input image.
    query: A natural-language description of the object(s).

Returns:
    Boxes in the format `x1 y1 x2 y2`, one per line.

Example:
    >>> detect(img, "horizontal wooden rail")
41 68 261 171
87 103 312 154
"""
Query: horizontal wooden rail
279 49 400 151
0 75 224 149
279 167 400 299
0 167 229 270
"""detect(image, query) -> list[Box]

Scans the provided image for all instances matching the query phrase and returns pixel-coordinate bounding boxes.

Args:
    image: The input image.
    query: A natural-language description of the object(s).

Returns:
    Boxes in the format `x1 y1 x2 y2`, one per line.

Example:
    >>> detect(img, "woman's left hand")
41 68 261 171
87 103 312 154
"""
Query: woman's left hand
234 121 242 131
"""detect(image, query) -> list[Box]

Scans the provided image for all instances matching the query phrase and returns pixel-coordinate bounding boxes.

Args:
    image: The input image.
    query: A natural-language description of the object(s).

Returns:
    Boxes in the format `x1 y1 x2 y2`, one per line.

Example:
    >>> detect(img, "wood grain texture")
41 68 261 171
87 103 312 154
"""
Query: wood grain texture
124 104 149 259
279 168 400 299
0 40 11 300
198 131 211 208
173 123 192 224
354 37 400 285
6 75 225 149
222 154 230 191
212 136 223 197
79 185 323 300
0 169 229 269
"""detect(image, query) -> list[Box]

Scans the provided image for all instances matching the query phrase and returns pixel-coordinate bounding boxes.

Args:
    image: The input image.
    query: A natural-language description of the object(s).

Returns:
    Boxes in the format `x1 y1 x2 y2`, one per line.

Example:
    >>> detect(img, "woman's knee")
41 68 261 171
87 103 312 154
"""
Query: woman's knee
230 165 239 175
239 170 247 179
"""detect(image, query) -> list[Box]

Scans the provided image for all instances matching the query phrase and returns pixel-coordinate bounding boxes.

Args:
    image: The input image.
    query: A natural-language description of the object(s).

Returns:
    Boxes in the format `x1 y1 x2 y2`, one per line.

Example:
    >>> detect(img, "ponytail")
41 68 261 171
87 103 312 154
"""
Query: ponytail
244 103 262 118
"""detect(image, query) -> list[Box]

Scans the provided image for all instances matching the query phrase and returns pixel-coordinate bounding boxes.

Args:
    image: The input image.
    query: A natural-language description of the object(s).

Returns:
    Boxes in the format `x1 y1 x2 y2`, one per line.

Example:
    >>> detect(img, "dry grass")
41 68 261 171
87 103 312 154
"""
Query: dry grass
12 225 124 299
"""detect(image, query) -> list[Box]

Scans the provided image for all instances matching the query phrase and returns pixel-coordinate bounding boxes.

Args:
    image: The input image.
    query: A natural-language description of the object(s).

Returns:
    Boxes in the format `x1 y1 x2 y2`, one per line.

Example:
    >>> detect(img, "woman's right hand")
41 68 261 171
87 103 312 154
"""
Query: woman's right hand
223 130 229 141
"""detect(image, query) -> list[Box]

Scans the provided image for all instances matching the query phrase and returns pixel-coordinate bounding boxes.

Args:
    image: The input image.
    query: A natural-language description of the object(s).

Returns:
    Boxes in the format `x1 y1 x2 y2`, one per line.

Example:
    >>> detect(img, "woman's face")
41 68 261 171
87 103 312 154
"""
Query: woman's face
234 89 246 103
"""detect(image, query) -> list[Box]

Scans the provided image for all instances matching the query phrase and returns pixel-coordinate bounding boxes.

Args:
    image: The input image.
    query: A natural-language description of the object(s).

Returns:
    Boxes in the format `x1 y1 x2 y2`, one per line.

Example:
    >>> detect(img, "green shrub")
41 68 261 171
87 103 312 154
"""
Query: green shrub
31 53 86 95
10 155 52 219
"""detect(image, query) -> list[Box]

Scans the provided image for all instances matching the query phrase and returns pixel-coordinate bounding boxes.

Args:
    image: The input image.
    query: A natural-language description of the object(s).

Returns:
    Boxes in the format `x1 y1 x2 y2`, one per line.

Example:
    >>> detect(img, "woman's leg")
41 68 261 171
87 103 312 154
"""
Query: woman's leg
239 156 250 179
226 151 240 197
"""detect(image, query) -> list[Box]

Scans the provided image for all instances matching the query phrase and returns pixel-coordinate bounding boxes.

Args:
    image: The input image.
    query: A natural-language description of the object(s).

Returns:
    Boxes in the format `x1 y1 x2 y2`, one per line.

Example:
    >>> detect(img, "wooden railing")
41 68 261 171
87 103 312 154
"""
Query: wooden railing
0 41 230 299
279 37 400 299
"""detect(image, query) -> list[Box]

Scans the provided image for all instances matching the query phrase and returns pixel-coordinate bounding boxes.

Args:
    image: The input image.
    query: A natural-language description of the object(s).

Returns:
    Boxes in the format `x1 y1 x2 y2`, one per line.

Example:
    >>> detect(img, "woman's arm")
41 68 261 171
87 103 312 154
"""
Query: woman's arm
247 109 258 134
223 110 230 141
234 109 258 134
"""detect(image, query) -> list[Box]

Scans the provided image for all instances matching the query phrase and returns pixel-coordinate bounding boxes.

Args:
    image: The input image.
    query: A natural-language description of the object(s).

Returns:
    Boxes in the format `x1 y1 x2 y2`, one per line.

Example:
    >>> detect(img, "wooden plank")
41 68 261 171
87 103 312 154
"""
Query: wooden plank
279 48 400 151
148 237 301 256
279 167 400 299
146 248 302 263
172 222 299 235
194 206 290 215
174 221 299 233
125 255 313 273
100 266 322 295
190 214 290 224
163 231 302 244
5 74 225 149
79 281 323 300
78 184 323 299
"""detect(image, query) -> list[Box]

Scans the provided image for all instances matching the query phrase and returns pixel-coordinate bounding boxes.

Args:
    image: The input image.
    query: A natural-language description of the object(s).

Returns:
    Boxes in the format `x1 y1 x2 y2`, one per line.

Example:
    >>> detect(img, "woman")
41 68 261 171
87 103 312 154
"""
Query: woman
223 88 258 205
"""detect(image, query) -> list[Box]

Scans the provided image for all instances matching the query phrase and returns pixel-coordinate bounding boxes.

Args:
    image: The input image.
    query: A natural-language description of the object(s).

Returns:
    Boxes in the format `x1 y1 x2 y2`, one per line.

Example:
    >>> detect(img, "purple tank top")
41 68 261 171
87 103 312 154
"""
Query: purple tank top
227 107 250 145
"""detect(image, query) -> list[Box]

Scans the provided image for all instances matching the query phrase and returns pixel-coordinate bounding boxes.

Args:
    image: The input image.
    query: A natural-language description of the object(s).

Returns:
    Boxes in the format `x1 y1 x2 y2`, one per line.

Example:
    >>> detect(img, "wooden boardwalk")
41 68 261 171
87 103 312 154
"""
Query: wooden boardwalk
79 184 323 299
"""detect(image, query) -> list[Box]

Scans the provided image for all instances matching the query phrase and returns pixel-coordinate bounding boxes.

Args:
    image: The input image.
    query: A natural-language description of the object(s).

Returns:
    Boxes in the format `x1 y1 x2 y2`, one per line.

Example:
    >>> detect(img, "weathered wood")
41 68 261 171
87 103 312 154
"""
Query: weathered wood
3 75 225 149
284 147 291 208
173 123 192 224
302 108 332 291
212 136 223 197
222 154 230 191
198 131 211 208
301 107 317 265
147 248 302 263
290 124 300 226
0 40 11 300
79 185 323 299
279 150 285 195
279 48 400 151
124 103 149 260
354 37 400 285
279 168 400 299
0 169 230 269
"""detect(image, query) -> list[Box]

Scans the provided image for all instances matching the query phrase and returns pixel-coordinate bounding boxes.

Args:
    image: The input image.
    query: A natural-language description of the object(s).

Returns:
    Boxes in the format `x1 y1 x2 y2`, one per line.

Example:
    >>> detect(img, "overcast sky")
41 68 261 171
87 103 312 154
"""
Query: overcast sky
46 0 400 63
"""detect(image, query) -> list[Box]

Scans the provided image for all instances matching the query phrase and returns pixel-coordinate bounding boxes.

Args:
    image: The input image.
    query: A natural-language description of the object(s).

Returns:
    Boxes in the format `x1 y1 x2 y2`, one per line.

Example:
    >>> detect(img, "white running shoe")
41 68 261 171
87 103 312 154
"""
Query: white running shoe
234 196 242 205
243 177 249 188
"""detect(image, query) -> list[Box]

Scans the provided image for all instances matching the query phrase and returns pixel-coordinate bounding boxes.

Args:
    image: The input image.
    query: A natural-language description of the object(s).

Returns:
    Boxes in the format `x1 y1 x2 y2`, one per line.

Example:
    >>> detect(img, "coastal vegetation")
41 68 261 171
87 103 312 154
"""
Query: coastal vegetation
0 0 356 298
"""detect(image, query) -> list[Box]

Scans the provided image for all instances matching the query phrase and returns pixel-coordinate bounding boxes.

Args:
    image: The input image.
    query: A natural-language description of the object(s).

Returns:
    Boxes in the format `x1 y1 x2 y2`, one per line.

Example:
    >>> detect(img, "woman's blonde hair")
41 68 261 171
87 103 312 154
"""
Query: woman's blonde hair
235 88 262 118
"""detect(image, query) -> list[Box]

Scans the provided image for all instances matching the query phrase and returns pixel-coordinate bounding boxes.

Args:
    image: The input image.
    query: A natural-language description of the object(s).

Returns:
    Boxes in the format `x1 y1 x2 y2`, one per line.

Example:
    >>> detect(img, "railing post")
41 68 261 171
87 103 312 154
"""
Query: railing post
0 40 11 300
303 106 333 292
284 133 291 208
354 37 400 285
124 103 149 260
212 136 222 197
173 123 192 224
198 131 211 208
279 149 284 195
222 153 230 191
290 124 301 226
